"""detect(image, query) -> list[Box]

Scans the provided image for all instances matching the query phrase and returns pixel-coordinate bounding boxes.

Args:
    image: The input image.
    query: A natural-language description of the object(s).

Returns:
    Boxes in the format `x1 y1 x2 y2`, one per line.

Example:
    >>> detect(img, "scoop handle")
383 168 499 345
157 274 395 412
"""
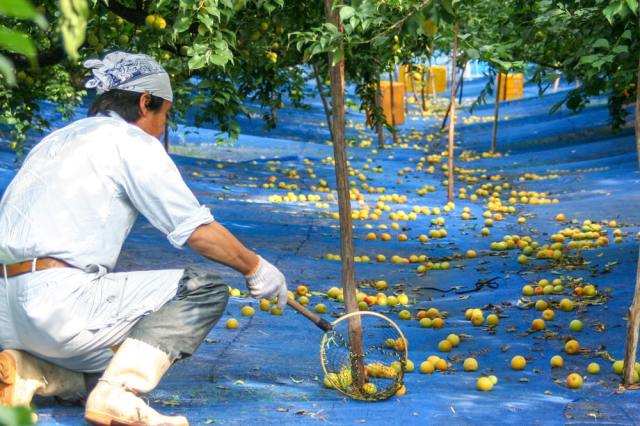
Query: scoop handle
287 298 333 332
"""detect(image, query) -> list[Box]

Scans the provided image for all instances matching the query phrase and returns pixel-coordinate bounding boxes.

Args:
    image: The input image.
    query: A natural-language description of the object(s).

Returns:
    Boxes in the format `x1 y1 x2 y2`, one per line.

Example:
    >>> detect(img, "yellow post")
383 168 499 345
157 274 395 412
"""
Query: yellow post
379 81 405 125
400 65 446 94
498 73 524 101
426 65 447 94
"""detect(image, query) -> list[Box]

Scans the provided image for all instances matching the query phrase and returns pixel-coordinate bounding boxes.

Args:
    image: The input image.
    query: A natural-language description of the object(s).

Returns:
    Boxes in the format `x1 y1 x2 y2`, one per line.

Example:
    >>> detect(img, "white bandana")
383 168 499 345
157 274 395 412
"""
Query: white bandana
84 51 173 102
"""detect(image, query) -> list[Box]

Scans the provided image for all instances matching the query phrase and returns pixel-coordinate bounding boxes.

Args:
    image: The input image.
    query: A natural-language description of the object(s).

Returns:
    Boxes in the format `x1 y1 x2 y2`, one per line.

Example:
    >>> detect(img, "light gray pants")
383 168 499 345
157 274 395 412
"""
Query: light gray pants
127 266 230 361
79 266 229 402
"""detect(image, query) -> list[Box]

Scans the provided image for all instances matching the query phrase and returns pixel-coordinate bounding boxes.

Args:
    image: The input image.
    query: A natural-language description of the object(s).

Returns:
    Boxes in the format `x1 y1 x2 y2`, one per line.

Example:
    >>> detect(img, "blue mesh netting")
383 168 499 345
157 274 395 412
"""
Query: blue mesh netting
0 72 638 425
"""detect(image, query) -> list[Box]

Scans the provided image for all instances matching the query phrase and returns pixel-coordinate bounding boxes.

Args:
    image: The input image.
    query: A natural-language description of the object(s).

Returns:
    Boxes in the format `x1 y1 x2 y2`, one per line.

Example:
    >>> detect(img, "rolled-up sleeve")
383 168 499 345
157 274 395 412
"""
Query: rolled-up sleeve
115 128 214 249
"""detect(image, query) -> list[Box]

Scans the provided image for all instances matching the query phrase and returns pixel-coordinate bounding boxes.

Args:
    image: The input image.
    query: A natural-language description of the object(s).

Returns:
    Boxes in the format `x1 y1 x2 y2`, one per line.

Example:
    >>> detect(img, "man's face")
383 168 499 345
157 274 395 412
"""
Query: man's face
135 96 172 139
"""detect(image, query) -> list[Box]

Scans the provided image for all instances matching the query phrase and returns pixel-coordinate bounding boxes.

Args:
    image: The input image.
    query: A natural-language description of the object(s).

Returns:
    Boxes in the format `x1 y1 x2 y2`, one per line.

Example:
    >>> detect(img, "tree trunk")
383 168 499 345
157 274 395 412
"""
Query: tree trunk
312 62 334 141
491 72 502 154
623 9 640 386
428 55 436 101
553 76 560 93
447 22 458 203
409 64 420 106
388 70 398 144
458 61 467 105
376 78 384 149
441 67 465 131
420 60 428 111
636 9 640 170
324 0 365 389
624 249 640 386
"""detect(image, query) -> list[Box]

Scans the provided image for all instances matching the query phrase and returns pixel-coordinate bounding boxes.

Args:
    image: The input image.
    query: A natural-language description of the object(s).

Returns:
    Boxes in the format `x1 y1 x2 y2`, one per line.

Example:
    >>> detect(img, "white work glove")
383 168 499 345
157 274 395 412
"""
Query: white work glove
245 256 288 310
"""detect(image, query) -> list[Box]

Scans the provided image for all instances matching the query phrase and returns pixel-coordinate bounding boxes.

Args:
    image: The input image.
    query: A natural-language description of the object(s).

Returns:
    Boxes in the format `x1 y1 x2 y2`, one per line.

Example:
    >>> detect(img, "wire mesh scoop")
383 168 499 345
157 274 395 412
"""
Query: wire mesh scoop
287 299 408 401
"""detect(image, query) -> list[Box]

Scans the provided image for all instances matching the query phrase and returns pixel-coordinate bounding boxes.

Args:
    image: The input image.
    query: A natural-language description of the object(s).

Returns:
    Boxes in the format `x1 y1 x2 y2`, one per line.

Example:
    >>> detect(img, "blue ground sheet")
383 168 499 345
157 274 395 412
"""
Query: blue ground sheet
1 73 639 425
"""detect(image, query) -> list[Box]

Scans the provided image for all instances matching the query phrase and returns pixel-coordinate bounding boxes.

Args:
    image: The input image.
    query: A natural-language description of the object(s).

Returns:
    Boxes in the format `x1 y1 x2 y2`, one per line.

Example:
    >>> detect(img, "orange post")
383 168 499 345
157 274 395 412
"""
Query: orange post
379 81 405 125
497 73 523 101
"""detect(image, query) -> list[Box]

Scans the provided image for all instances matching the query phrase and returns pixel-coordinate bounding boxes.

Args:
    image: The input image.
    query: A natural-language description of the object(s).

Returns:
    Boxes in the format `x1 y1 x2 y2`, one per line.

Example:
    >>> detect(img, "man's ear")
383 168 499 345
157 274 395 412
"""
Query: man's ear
138 92 151 116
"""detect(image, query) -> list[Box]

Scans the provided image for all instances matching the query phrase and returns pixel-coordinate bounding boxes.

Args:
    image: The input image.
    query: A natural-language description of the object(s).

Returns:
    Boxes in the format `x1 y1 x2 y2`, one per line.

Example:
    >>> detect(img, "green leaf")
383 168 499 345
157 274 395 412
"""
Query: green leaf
0 53 15 86
198 12 214 30
339 5 355 21
188 54 206 70
210 50 232 66
578 54 600 65
441 0 454 16
331 48 344 67
626 0 638 13
0 26 36 60
603 1 628 23
593 39 610 49
59 0 88 59
603 3 618 23
0 406 34 426
466 48 479 60
0 0 37 20
612 45 629 54
173 16 192 33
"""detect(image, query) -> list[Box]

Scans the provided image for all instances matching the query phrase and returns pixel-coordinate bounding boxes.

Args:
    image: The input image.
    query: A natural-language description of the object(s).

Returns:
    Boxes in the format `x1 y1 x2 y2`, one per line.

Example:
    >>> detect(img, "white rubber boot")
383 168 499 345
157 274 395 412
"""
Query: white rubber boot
84 338 188 426
0 349 86 407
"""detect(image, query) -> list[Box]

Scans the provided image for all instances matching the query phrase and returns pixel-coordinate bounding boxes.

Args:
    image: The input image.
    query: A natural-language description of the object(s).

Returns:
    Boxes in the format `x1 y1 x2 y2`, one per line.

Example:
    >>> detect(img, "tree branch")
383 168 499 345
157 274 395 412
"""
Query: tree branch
9 44 68 69
359 0 432 45
101 0 147 25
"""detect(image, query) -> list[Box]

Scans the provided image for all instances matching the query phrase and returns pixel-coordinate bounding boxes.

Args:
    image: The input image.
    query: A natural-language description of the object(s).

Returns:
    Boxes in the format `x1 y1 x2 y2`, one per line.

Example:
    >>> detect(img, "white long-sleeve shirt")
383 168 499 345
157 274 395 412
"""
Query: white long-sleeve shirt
0 113 214 271
0 113 215 371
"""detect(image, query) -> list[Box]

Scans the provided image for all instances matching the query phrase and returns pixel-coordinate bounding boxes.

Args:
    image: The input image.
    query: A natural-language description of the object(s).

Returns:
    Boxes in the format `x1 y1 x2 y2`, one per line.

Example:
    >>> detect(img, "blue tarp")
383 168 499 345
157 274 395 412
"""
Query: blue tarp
1 73 639 425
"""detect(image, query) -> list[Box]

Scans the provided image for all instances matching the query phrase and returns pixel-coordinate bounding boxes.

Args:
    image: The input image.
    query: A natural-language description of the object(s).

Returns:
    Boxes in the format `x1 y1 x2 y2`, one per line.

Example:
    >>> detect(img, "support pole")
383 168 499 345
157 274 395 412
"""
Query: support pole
324 0 365 389
447 21 458 203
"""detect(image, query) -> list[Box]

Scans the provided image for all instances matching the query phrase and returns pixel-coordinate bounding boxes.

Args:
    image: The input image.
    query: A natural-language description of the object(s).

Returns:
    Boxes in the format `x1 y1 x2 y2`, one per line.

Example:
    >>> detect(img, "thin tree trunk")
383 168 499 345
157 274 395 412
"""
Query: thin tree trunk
420 61 427 111
636 7 640 172
553 76 560 93
491 72 502 154
312 63 334 141
624 249 640 386
441 66 465 131
447 22 458 203
458 61 467 104
270 92 278 124
376 78 384 149
410 64 420 106
428 56 436 100
388 70 398 144
324 0 365 389
623 10 640 386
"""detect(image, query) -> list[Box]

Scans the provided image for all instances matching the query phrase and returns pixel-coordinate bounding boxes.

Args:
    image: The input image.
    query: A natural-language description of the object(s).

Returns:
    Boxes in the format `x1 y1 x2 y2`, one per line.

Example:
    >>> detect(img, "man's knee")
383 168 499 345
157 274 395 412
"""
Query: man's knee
177 267 230 308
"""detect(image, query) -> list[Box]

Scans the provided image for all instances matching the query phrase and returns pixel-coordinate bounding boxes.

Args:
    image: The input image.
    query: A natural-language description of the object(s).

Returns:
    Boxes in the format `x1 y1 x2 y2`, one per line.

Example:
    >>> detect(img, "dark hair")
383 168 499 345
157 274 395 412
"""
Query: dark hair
88 89 164 122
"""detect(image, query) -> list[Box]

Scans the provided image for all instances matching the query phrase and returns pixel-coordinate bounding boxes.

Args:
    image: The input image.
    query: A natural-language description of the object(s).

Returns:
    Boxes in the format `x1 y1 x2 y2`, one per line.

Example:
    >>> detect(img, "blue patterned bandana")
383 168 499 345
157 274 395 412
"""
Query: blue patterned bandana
84 51 173 102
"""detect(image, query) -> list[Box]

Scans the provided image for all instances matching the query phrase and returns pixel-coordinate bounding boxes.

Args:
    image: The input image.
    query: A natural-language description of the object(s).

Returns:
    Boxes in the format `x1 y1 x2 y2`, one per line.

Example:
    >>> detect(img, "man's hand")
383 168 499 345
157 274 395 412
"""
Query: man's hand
245 256 288 309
